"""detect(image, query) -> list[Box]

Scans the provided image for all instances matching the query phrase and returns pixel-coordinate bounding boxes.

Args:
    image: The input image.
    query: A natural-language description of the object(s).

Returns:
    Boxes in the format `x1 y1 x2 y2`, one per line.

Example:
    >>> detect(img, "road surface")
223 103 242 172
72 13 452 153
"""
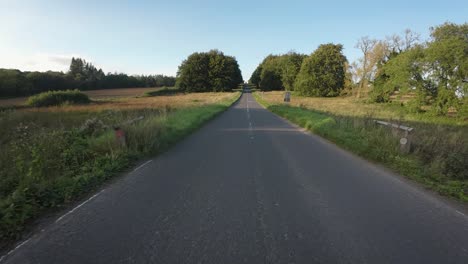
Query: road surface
3 92 468 263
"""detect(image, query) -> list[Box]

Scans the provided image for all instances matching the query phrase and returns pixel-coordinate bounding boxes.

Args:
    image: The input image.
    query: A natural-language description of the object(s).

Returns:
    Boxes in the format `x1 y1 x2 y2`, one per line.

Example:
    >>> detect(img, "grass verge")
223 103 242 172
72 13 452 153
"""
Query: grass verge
0 92 240 248
254 92 468 202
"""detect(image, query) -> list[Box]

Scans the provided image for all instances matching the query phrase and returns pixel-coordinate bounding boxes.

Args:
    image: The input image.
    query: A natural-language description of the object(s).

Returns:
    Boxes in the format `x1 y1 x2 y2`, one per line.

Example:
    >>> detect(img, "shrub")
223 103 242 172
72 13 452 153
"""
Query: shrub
27 90 90 107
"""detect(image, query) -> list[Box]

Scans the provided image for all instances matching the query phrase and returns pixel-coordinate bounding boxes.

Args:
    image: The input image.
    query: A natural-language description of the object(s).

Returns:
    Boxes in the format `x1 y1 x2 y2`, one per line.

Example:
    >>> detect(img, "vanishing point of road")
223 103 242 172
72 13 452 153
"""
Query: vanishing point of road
3 92 468 263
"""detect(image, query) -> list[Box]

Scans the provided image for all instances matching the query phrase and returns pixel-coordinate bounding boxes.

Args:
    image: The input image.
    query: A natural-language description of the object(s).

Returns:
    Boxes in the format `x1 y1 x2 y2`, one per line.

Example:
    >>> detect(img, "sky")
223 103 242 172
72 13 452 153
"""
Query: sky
0 0 467 80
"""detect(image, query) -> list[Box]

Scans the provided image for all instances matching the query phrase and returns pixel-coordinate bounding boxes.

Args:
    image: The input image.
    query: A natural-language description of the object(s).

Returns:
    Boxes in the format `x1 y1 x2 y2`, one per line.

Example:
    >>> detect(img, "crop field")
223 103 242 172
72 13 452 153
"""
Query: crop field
0 87 166 107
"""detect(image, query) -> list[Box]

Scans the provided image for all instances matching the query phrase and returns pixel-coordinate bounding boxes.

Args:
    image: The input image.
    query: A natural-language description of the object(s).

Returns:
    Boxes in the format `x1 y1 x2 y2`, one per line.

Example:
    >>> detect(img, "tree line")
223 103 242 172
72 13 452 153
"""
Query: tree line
250 22 467 115
176 50 243 92
0 58 176 97
250 45 348 97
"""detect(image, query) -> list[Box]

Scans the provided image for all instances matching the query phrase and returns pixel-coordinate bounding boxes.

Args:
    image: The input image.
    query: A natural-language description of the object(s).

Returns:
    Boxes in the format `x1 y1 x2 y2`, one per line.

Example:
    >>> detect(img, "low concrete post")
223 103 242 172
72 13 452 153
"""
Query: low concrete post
374 120 413 153
284 91 291 102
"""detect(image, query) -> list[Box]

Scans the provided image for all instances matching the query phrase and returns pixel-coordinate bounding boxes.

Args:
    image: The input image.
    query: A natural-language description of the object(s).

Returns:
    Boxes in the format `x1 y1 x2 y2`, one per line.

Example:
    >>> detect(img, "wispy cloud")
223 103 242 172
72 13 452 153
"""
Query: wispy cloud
0 52 89 72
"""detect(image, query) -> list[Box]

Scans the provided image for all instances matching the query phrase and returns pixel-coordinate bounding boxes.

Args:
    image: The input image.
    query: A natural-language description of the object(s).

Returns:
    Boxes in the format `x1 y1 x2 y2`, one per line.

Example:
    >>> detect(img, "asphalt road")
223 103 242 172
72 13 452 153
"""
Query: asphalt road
3 92 468 263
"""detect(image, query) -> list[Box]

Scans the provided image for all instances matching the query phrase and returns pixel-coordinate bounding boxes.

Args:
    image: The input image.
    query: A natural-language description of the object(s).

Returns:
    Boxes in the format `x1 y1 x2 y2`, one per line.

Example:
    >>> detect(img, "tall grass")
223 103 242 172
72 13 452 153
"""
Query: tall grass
0 92 240 246
254 93 468 201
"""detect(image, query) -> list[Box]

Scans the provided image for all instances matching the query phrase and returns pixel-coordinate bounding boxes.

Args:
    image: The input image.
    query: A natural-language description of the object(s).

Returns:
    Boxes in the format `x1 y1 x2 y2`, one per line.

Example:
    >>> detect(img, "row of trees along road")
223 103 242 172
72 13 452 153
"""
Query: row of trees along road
250 22 467 115
249 46 348 97
0 58 176 97
176 50 243 92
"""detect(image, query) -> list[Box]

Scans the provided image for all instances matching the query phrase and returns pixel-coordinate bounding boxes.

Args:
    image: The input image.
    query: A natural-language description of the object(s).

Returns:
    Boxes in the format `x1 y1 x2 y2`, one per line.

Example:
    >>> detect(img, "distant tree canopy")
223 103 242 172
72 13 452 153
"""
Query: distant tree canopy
372 22 468 114
0 58 176 97
295 44 347 97
247 22 466 115
176 50 243 92
249 52 306 91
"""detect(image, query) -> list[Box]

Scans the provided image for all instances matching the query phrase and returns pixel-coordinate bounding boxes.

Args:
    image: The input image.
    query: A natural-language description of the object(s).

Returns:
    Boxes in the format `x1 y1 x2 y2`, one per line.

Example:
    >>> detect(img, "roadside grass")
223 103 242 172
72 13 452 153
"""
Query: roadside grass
256 91 467 126
0 91 240 247
254 92 468 202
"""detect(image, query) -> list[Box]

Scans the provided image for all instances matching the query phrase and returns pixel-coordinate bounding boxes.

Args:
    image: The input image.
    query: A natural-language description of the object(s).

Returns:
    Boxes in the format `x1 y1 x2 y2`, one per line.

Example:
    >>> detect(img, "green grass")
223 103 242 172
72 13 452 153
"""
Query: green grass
27 90 90 107
254 92 468 202
0 92 240 247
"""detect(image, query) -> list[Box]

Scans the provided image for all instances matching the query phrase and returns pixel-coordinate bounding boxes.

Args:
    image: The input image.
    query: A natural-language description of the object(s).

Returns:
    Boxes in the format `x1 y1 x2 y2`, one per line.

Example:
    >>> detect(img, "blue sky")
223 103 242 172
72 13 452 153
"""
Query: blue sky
1 0 467 80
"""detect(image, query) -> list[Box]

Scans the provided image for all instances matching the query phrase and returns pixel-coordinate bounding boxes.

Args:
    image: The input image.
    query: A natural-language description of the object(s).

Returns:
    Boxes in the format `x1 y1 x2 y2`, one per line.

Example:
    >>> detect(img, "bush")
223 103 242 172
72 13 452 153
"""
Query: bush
27 90 90 107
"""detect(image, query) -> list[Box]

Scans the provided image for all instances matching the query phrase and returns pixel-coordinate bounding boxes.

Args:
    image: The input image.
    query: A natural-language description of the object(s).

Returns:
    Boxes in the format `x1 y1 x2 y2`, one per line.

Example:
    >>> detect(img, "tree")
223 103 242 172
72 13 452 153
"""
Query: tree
371 45 427 104
249 52 306 91
0 69 33 96
295 44 348 97
371 22 467 114
1 58 176 97
176 50 243 92
249 65 262 88
259 55 283 91
354 36 377 98
281 52 307 91
426 22 468 114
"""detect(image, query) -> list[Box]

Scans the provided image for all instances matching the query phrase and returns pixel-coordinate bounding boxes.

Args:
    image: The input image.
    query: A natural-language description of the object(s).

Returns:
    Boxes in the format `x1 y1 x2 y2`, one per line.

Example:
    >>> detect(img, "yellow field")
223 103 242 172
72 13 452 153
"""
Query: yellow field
0 87 163 107
21 92 237 113
257 91 466 125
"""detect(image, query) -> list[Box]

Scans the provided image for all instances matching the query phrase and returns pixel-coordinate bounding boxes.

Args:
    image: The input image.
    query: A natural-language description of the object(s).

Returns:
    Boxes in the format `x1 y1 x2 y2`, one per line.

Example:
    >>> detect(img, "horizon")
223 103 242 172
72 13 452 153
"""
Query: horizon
1 0 467 80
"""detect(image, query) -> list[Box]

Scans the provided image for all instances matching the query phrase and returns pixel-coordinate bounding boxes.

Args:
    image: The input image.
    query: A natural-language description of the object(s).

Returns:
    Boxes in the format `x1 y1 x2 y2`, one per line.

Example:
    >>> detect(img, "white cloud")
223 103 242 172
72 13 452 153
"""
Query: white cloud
0 51 177 76
0 52 92 72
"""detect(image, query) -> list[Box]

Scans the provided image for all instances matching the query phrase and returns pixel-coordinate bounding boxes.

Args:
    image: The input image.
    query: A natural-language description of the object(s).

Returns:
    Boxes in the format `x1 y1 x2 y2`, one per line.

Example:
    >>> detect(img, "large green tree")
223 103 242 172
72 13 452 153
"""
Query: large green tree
249 52 306 91
426 22 468 114
372 22 467 114
259 55 283 91
176 50 243 92
295 44 348 97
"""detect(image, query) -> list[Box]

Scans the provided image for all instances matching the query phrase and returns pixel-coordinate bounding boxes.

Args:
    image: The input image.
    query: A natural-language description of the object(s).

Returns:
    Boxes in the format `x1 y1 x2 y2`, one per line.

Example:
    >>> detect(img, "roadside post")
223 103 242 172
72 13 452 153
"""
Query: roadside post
284 91 291 103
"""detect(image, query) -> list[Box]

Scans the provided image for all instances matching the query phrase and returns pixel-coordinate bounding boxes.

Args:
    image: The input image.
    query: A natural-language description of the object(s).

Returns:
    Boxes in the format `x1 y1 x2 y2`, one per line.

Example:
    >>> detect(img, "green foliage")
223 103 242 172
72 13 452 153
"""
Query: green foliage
281 52 307 91
249 52 306 91
372 46 427 103
0 58 176 97
249 65 262 88
176 50 243 92
295 44 348 97
26 90 91 107
371 22 467 116
0 69 33 97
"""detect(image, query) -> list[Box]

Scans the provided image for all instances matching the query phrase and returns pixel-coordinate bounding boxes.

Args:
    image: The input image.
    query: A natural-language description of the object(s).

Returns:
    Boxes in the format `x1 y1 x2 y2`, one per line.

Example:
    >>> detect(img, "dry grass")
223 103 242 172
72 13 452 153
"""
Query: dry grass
258 91 467 125
0 87 165 106
0 97 28 107
83 87 165 100
20 92 237 113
